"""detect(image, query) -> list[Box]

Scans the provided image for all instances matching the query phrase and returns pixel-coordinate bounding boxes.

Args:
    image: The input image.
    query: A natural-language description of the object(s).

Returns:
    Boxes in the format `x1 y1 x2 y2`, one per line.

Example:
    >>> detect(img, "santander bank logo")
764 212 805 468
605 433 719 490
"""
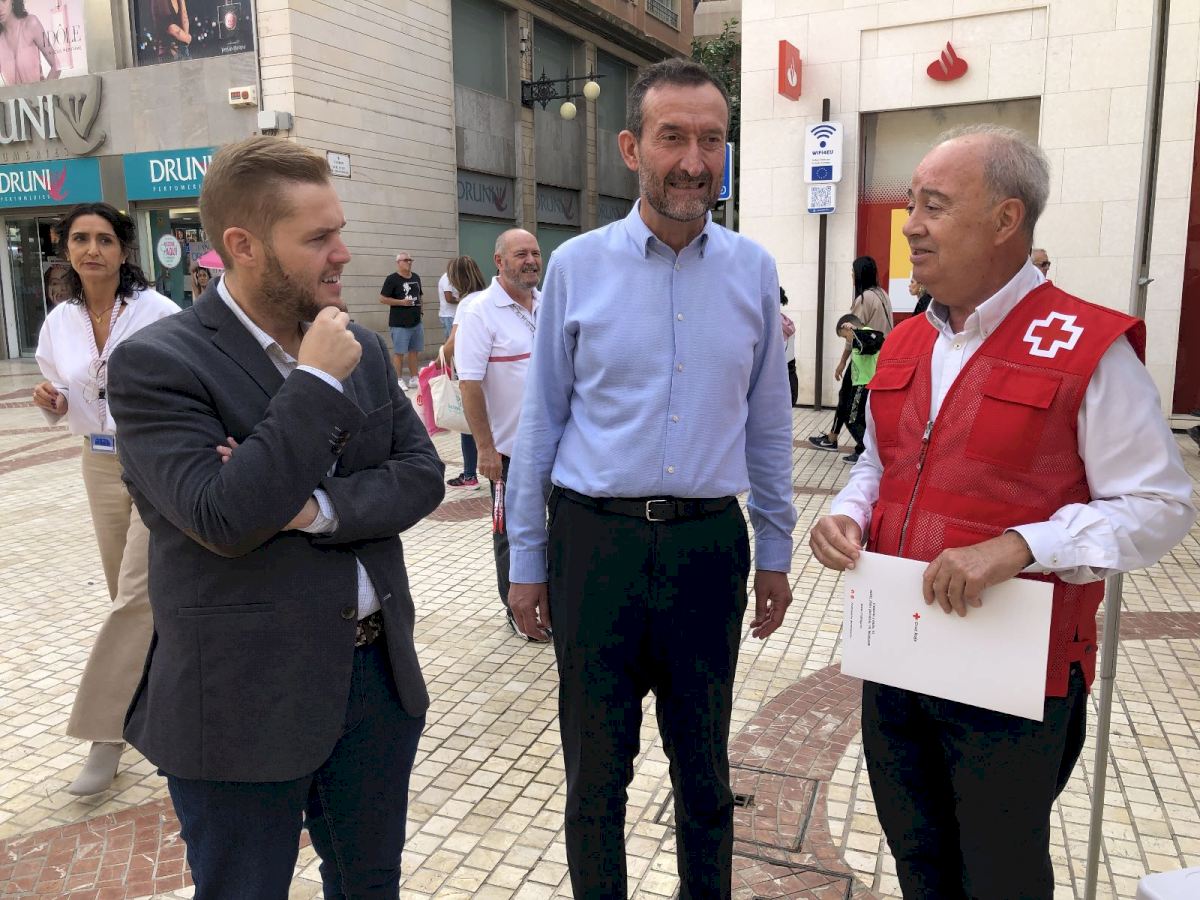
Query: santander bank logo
927 43 968 81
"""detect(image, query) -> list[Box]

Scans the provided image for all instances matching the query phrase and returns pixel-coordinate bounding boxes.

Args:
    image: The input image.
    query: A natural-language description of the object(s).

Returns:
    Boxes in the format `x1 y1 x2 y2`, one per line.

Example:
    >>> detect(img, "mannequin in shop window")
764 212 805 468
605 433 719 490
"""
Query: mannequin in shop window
0 0 61 86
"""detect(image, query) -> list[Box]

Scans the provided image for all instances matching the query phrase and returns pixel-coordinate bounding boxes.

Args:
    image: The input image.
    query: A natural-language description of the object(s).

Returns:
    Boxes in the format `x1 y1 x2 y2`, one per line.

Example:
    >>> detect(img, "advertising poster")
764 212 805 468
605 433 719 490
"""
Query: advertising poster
131 0 254 66
0 0 88 86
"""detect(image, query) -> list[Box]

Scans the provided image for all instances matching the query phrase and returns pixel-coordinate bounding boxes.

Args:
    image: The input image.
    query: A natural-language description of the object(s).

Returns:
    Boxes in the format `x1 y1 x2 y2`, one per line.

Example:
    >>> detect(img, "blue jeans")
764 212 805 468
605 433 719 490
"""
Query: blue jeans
440 315 455 336
461 432 477 478
166 638 424 900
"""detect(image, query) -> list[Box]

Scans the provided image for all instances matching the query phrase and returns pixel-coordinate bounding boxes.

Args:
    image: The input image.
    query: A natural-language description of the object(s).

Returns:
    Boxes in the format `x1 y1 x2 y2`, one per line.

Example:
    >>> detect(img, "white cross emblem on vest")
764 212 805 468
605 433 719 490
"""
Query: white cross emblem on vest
1023 312 1084 359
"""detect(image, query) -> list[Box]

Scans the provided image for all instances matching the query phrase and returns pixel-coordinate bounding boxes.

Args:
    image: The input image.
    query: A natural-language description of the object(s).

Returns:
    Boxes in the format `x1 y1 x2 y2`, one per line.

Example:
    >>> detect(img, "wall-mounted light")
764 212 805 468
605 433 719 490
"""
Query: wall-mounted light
519 26 530 57
521 70 604 120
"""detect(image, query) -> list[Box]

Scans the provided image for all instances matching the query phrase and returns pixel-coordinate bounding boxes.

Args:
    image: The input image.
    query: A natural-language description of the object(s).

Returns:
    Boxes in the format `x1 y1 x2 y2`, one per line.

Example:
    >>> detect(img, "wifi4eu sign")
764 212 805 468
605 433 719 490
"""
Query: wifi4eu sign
804 121 843 184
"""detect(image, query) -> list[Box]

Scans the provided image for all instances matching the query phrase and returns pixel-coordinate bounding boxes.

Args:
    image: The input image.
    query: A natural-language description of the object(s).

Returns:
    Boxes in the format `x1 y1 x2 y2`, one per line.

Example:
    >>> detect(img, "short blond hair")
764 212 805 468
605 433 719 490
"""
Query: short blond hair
200 136 331 269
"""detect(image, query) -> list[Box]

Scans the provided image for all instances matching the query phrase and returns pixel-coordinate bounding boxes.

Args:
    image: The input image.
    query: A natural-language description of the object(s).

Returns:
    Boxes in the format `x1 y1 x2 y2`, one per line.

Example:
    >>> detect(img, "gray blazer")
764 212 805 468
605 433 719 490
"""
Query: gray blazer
107 287 445 782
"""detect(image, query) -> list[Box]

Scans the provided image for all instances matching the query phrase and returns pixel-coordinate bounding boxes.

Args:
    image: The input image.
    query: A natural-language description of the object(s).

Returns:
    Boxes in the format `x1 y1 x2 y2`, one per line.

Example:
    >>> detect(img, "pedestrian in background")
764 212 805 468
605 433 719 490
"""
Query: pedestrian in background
780 286 798 406
380 251 423 390
441 255 488 488
31 202 178 796
809 255 892 452
455 230 542 634
437 259 459 339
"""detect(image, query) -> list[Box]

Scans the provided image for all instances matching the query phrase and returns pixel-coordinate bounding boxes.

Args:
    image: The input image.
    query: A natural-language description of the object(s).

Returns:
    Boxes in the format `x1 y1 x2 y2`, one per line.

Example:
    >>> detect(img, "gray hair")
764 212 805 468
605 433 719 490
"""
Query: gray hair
934 123 1049 238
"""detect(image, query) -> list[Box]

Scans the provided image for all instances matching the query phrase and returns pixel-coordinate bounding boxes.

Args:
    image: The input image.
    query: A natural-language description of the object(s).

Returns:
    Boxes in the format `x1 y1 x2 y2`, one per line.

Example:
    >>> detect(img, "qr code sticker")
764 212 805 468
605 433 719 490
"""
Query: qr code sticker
809 184 834 211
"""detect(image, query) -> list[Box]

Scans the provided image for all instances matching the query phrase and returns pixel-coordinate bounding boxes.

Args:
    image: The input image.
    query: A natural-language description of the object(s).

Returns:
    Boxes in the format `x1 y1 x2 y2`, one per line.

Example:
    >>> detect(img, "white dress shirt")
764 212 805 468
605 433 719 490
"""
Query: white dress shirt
832 261 1195 583
217 276 380 619
36 289 180 435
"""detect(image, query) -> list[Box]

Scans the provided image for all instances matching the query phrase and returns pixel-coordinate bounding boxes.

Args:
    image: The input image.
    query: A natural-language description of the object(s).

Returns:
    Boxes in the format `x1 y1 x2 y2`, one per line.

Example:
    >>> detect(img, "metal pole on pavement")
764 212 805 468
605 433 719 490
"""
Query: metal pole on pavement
1083 2 1169 896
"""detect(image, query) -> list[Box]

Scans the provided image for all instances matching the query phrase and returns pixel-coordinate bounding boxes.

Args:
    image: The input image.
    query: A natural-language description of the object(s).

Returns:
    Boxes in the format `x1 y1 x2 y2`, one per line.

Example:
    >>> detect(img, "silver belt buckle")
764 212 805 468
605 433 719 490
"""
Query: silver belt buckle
645 499 671 522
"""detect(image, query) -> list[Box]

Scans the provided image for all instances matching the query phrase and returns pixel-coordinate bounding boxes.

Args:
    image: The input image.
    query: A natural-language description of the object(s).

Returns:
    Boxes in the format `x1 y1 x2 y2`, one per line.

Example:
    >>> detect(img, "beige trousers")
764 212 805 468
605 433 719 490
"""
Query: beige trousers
67 440 153 742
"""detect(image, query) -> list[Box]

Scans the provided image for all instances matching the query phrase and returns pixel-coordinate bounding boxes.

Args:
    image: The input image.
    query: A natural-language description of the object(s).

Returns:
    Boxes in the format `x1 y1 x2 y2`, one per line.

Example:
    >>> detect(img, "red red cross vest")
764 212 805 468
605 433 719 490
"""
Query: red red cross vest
866 282 1146 697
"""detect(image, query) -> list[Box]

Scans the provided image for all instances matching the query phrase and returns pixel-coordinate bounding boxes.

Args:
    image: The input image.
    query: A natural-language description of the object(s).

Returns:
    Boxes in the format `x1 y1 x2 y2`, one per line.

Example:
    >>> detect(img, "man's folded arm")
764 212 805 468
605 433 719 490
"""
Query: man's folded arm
313 342 445 543
108 338 363 557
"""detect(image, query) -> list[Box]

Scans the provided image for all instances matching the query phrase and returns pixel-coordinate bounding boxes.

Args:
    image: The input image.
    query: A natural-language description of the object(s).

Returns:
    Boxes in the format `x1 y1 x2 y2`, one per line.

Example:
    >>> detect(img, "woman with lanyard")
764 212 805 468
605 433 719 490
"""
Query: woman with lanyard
32 203 179 795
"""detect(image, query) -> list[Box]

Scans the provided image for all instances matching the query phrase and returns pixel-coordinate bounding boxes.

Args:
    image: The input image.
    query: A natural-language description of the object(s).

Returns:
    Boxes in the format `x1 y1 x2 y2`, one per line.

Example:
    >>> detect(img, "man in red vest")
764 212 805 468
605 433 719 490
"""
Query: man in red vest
810 124 1195 897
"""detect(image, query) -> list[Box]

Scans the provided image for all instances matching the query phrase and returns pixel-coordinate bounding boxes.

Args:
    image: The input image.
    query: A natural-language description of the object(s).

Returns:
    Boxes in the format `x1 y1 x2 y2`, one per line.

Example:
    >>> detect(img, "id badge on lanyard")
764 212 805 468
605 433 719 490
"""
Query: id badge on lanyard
89 434 116 454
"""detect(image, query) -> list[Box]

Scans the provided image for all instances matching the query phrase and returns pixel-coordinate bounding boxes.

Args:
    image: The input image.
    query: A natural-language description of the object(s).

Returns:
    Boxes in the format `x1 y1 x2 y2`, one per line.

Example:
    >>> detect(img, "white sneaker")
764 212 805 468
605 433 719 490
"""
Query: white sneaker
407 377 420 390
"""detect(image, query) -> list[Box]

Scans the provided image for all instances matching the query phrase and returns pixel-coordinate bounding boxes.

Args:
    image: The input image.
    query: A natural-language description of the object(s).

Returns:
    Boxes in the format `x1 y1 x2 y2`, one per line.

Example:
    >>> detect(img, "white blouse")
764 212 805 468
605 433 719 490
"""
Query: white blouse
35 288 180 436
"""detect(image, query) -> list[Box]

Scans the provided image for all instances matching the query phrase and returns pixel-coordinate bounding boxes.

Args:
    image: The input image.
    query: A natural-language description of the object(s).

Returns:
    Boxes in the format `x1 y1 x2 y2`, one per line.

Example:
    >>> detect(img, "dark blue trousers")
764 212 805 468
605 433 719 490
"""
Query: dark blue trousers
166 638 425 900
862 665 1087 899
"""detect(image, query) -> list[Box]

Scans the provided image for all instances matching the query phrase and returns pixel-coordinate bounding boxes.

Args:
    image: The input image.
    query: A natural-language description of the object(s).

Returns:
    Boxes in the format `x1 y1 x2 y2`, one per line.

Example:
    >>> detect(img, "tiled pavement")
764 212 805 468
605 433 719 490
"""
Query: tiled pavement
1 356 1199 899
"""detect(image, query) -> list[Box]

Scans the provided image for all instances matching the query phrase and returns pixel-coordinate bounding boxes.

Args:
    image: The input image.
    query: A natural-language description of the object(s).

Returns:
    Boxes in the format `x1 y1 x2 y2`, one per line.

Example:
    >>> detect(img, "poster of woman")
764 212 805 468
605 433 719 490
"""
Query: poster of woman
0 0 87 86
131 0 253 66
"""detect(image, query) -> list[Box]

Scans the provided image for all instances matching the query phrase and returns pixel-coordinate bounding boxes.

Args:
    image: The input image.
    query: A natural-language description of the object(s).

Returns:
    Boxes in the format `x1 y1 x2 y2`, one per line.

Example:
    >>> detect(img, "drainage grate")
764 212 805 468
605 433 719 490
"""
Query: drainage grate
656 767 819 855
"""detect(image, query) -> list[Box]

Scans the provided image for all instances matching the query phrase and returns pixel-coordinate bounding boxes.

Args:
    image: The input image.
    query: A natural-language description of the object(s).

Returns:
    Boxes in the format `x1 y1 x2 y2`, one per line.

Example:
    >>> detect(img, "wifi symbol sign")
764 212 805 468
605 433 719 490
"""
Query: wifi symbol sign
811 124 837 148
805 121 842 184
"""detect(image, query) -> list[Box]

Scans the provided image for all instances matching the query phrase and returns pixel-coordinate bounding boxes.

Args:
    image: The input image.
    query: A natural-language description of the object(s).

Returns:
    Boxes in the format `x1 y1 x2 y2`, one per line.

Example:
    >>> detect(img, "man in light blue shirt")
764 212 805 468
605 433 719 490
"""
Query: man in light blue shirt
505 58 796 900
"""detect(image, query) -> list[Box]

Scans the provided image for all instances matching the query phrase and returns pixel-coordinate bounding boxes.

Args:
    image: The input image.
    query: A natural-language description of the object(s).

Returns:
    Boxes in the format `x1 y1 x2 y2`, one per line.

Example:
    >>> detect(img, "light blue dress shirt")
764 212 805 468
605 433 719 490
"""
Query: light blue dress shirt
506 202 797 584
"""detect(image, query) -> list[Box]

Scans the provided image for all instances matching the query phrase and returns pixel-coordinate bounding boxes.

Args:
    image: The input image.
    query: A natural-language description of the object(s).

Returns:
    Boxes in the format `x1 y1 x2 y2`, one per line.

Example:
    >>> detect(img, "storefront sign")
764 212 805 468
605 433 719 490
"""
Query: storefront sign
132 0 255 66
804 122 843 184
0 157 101 207
156 233 183 269
457 170 514 219
0 75 106 156
597 195 631 226
778 41 802 101
536 185 580 228
927 43 968 82
1 0 90 84
123 147 215 200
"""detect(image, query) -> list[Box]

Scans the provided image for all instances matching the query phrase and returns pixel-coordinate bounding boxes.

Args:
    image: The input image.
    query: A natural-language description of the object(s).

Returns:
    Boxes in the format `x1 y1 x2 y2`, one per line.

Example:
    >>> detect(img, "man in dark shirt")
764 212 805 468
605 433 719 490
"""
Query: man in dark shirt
379 252 423 389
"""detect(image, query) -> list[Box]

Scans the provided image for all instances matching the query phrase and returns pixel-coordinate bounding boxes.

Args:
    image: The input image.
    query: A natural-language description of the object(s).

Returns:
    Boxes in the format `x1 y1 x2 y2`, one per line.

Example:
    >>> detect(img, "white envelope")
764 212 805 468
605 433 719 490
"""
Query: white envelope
841 551 1054 721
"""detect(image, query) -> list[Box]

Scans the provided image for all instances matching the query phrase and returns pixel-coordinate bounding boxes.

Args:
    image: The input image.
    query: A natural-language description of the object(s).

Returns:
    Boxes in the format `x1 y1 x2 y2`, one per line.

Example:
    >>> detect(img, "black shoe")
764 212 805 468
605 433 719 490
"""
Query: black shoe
808 434 838 451
843 452 860 463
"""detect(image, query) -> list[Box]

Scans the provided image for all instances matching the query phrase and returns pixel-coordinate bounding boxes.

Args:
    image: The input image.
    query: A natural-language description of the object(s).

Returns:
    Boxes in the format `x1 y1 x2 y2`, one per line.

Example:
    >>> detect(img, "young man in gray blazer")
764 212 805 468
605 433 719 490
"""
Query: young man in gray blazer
107 136 445 899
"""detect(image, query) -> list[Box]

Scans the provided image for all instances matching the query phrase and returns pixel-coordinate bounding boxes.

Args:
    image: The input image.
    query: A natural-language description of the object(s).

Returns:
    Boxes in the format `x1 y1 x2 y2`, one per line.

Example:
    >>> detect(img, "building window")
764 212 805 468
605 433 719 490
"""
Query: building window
647 0 679 29
452 0 508 98
596 53 631 133
533 23 575 117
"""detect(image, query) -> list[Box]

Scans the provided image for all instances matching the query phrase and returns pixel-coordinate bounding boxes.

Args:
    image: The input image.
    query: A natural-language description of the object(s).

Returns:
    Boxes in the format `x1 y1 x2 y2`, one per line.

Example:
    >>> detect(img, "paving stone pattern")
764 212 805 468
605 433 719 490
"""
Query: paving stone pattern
1 359 1198 898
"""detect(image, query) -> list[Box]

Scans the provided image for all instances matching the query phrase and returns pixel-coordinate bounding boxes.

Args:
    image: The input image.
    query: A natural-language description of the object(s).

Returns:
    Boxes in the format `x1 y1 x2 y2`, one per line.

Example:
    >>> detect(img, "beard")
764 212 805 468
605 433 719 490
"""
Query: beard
639 165 719 223
259 243 335 322
501 260 541 290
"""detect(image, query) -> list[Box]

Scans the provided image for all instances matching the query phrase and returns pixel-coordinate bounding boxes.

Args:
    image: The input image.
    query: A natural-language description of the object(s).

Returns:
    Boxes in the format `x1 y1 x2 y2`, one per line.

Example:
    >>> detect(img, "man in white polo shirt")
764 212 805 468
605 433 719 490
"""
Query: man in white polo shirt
455 228 541 635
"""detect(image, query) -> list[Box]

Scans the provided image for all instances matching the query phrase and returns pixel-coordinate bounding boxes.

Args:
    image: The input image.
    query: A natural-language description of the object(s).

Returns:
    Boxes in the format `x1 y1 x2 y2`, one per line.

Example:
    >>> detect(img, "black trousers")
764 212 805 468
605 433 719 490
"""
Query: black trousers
846 385 868 454
830 367 855 434
862 665 1087 899
547 490 751 900
490 453 510 609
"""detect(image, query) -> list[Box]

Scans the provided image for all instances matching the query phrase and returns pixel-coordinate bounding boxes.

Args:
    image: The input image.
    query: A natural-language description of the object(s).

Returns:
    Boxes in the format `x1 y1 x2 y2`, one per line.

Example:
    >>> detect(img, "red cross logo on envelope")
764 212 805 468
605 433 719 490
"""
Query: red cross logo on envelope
1023 312 1084 359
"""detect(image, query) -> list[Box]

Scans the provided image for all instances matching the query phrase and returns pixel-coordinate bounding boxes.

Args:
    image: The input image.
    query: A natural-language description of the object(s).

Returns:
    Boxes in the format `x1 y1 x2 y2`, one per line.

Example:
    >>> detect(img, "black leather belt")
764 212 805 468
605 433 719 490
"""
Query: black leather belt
560 488 736 523
355 610 384 647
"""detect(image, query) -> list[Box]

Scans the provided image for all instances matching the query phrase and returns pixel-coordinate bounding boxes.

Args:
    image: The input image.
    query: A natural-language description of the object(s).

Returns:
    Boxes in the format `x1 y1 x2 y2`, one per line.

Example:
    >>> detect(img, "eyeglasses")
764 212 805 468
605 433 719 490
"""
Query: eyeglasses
82 358 107 403
1035 260 1051 272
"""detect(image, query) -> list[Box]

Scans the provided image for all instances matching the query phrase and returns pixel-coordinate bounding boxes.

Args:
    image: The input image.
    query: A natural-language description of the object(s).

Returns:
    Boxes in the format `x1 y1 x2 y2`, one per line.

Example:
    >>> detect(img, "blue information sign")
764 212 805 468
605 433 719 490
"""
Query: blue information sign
0 158 103 208
718 142 734 203
123 147 216 201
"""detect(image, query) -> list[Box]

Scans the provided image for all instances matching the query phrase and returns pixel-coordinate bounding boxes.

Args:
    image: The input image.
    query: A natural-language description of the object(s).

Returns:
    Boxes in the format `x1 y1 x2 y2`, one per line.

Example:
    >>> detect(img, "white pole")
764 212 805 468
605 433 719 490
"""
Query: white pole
1082 2 1170 897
